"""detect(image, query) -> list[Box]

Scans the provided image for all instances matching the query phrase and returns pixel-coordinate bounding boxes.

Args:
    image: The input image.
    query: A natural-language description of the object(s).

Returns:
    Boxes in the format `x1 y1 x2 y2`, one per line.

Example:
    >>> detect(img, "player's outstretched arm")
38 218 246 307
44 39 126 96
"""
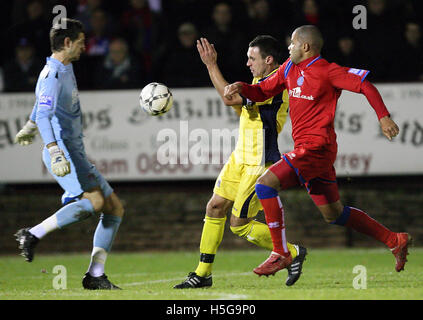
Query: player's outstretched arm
197 37 242 114
328 65 399 141
360 80 399 140
225 67 284 103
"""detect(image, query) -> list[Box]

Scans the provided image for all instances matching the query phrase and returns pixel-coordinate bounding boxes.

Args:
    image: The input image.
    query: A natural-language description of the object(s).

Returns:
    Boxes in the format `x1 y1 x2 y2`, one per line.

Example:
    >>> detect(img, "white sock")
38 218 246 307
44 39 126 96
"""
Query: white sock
29 215 59 239
87 247 108 277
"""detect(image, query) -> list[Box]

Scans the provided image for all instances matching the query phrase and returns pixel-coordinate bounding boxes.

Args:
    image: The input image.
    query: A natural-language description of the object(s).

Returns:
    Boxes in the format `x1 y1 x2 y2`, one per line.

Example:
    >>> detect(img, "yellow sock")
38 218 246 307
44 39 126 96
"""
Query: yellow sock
230 220 298 259
194 215 226 277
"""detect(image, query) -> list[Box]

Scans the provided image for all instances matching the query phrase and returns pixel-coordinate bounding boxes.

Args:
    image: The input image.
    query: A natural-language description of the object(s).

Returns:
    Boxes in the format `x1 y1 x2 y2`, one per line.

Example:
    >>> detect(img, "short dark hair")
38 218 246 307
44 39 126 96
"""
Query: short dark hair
249 35 284 64
50 18 84 52
294 25 324 53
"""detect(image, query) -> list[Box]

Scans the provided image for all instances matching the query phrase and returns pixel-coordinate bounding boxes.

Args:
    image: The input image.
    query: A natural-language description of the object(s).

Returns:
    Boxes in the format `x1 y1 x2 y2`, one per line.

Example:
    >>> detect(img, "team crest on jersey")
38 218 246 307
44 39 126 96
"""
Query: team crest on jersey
39 95 53 107
297 76 304 86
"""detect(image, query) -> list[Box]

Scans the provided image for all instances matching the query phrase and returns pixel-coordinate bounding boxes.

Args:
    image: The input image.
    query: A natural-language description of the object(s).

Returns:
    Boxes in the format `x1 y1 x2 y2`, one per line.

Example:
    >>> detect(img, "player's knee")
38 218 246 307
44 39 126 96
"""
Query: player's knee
320 208 343 224
91 196 105 213
322 214 337 224
206 199 227 218
83 192 105 213
113 199 125 218
256 172 279 189
318 201 344 224
256 175 268 186
103 194 125 218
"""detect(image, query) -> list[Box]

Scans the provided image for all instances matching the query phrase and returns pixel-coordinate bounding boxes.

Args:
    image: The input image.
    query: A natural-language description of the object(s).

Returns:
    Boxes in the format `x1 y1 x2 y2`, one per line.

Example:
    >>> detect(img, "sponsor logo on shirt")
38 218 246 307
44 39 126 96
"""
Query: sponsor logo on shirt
289 87 314 100
39 95 53 107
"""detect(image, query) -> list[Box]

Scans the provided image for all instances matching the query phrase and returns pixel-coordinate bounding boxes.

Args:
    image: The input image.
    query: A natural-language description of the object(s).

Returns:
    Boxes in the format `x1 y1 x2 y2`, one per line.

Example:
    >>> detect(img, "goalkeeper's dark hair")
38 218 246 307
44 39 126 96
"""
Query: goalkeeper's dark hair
50 18 85 52
249 35 284 64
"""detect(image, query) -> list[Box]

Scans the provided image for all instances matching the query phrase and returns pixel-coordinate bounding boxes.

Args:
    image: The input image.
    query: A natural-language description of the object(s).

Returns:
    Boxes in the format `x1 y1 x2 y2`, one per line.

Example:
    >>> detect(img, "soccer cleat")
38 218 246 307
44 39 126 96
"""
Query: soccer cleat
391 233 412 272
173 272 212 289
82 272 121 290
285 245 307 286
253 251 292 276
15 228 39 262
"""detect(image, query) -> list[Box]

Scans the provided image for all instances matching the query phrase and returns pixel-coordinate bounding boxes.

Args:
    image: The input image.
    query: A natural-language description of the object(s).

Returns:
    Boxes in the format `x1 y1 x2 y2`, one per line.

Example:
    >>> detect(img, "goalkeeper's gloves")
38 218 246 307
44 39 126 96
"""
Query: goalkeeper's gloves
49 145 71 177
14 120 38 146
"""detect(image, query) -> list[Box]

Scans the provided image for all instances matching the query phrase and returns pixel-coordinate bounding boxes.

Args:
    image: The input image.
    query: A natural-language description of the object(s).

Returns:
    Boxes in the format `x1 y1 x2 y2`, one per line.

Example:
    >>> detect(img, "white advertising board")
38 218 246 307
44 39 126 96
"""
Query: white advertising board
0 83 422 183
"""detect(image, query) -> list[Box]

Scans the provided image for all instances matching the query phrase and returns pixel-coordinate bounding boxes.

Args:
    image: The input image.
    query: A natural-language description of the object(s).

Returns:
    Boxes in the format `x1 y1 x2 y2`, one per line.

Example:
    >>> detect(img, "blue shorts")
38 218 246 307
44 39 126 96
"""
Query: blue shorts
43 139 113 205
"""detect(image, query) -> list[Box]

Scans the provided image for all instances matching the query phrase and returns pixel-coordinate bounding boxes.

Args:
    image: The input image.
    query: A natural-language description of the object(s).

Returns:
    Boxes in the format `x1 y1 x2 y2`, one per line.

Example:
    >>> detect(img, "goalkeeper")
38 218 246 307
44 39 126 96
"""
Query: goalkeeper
14 18 124 290
174 36 307 289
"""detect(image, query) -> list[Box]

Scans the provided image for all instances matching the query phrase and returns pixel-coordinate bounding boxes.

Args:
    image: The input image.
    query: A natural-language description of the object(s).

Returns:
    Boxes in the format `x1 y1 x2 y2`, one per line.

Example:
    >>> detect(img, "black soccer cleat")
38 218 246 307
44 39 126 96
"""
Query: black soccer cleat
15 228 39 262
82 272 121 290
285 245 307 286
173 272 212 289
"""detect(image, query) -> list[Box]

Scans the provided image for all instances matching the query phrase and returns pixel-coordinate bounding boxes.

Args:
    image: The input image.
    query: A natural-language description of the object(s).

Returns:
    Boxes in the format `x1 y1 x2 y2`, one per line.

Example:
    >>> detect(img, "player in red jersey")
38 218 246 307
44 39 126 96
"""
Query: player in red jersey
224 25 412 276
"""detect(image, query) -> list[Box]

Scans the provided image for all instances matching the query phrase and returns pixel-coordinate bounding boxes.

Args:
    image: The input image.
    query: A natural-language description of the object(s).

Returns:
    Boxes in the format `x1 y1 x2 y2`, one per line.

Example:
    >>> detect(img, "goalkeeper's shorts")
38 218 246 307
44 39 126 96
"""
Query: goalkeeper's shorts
213 152 270 219
42 139 113 200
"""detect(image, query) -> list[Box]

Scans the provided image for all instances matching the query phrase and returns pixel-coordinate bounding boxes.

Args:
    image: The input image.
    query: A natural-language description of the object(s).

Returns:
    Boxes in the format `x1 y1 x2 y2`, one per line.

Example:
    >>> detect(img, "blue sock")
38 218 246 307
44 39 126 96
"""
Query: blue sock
330 206 351 226
93 214 122 252
56 198 95 228
255 184 279 200
30 198 95 239
88 214 122 277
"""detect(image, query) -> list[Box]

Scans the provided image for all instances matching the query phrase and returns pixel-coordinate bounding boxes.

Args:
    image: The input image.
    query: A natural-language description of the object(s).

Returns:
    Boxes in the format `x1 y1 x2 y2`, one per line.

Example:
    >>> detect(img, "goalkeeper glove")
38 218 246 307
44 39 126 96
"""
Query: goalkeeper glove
49 145 71 177
14 120 38 146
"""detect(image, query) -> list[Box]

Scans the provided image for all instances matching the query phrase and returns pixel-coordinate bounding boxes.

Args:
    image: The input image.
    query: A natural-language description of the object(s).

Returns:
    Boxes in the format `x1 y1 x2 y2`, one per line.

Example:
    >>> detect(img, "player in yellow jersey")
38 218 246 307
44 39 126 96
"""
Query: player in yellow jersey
174 36 307 289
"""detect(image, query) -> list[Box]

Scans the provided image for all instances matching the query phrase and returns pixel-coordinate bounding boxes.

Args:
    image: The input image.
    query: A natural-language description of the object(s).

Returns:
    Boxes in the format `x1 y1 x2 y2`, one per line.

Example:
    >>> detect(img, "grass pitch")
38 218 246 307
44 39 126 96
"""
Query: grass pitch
0 248 422 300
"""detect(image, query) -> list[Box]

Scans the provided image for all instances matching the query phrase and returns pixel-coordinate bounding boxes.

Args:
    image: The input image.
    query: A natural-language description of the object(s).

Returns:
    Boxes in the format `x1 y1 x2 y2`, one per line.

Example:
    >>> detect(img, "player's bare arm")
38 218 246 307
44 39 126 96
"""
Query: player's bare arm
357 80 399 141
197 37 242 113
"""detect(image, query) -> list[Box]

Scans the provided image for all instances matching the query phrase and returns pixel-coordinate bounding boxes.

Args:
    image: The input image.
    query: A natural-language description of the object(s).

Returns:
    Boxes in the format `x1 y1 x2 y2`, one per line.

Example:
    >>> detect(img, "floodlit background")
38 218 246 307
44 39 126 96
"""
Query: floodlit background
0 0 422 255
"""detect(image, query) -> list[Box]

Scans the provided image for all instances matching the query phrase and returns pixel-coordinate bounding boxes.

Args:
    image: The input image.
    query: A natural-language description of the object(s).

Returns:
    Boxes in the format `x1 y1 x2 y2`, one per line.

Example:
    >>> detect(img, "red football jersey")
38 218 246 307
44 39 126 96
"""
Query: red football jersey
240 55 389 152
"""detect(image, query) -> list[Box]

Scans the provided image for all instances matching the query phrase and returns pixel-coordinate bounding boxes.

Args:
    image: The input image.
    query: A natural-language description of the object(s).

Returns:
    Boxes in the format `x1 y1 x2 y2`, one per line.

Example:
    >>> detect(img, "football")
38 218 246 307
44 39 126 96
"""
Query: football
139 82 173 116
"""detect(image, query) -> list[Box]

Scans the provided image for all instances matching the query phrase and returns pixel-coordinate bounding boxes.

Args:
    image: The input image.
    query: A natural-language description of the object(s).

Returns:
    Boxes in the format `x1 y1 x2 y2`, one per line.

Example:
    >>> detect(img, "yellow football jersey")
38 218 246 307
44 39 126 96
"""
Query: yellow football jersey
234 68 289 166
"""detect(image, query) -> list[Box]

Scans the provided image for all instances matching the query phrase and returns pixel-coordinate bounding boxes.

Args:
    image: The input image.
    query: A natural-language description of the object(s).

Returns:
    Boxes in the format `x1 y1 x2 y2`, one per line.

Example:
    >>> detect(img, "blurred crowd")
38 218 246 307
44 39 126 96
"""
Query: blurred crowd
0 0 422 92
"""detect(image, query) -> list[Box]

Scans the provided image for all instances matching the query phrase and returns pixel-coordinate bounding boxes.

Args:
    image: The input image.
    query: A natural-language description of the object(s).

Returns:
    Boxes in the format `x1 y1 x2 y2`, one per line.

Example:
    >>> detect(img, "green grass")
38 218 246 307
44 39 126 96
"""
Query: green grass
0 248 422 300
